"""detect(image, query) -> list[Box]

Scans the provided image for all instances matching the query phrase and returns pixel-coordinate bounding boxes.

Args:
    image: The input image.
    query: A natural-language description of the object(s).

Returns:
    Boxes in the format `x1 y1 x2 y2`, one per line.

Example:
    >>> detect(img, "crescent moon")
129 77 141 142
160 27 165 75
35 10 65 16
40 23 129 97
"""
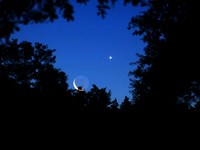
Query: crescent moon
73 79 84 91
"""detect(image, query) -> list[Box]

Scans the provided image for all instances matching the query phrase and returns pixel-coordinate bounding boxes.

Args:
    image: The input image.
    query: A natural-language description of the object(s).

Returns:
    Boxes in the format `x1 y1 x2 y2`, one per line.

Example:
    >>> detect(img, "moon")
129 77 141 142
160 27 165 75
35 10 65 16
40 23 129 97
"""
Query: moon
73 79 84 91
73 75 89 91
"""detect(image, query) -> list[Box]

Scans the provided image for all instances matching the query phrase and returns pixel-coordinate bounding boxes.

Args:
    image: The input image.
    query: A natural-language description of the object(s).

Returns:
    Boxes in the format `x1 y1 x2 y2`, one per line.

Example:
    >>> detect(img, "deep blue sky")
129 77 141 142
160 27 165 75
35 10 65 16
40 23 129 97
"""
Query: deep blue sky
12 1 145 103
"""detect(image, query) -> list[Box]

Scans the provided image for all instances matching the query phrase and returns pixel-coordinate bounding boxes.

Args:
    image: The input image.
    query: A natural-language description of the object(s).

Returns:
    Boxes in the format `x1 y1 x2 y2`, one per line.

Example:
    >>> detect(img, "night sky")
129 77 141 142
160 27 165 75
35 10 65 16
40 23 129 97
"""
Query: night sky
11 1 145 103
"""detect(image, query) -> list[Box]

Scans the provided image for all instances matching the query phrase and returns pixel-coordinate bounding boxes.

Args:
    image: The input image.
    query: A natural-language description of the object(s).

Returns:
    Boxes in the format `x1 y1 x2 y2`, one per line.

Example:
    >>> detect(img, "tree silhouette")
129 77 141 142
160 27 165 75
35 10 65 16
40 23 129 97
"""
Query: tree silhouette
128 0 200 111
0 0 145 43
120 96 132 112
0 39 68 99
195 101 200 112
0 0 74 42
87 84 111 111
70 89 88 111
34 64 68 97
110 98 119 112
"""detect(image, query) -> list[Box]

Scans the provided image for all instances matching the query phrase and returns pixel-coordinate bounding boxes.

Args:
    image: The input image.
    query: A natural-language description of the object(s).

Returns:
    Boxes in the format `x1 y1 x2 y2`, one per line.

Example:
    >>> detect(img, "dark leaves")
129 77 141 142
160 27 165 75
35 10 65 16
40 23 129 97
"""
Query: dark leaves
76 0 89 5
62 3 74 21
97 0 110 18
129 0 200 111
124 0 148 6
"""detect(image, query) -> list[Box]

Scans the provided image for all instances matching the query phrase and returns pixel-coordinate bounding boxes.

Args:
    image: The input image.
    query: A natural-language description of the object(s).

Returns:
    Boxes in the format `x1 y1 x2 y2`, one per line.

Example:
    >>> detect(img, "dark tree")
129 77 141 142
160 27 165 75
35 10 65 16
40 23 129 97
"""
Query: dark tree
120 96 132 111
110 98 119 112
195 101 200 112
0 0 145 43
34 64 68 97
70 89 88 111
0 0 74 42
87 84 111 111
128 0 200 111
0 39 68 99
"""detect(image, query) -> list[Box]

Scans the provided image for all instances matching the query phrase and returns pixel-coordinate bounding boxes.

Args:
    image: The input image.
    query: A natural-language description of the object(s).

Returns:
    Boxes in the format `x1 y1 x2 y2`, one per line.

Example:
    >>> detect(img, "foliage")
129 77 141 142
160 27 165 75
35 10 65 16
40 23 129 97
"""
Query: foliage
110 98 119 111
87 84 111 111
120 96 132 111
0 0 145 43
128 0 200 111
0 39 68 98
